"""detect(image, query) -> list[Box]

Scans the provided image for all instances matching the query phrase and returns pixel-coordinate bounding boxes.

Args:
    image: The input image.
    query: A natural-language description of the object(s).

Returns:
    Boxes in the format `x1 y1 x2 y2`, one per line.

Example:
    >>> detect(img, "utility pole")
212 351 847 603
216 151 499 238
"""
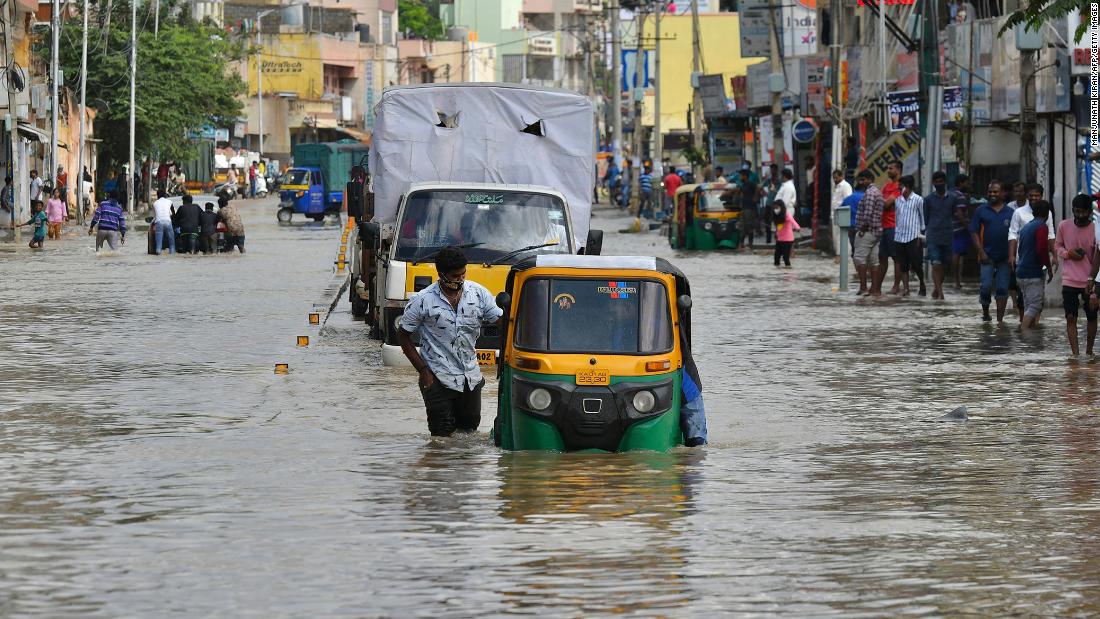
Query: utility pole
878 0 886 127
653 0 662 177
1019 50 1035 183
128 0 136 214
767 0 784 170
829 0 843 171
50 0 59 194
76 0 89 224
154 0 159 37
689 0 705 175
630 7 646 215
257 10 273 156
917 0 942 192
610 0 622 168
3 0 19 240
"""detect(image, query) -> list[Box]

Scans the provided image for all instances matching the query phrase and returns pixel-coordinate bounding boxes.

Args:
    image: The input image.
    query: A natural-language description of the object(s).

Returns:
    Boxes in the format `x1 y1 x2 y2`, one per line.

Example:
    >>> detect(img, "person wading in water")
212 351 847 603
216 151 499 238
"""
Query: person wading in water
397 246 503 436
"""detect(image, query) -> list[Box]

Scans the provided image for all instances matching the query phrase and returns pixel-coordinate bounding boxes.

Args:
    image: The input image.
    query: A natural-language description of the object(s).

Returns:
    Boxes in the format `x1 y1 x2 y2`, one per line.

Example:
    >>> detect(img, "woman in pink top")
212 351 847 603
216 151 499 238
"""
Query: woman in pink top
773 200 801 267
45 188 66 239
1057 195 1099 355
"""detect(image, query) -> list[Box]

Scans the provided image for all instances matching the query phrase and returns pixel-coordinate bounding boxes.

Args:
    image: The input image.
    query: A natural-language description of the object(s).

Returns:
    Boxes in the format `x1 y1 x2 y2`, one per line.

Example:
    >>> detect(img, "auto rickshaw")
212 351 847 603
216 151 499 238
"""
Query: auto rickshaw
669 182 741 250
493 254 696 452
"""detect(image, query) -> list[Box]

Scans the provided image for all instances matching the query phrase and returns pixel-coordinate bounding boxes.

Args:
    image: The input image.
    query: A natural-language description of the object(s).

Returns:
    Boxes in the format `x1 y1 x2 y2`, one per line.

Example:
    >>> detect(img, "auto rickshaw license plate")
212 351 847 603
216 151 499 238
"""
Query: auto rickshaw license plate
576 369 610 385
476 350 497 366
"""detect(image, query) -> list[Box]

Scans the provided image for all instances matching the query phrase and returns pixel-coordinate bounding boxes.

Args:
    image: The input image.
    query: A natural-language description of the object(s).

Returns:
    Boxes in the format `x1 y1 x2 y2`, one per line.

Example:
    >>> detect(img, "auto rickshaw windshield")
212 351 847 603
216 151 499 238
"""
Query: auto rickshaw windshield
286 169 310 185
514 278 673 354
395 190 572 262
698 188 738 212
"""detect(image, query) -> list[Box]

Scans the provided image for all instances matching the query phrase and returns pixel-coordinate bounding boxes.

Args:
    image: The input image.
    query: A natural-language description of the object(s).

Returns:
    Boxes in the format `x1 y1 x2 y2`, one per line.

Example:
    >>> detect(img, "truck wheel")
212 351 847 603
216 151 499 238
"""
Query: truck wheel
311 213 325 222
277 208 293 223
350 277 367 317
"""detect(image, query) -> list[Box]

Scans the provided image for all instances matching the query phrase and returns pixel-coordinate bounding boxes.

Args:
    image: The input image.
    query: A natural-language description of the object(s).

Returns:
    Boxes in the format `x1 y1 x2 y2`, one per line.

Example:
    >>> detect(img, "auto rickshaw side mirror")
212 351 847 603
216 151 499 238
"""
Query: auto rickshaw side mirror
677 295 692 312
581 229 604 255
496 291 512 311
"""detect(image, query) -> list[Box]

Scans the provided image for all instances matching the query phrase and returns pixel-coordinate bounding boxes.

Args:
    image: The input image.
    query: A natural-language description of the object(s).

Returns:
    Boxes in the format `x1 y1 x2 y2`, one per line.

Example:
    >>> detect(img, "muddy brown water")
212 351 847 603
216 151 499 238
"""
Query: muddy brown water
1 199 1099 617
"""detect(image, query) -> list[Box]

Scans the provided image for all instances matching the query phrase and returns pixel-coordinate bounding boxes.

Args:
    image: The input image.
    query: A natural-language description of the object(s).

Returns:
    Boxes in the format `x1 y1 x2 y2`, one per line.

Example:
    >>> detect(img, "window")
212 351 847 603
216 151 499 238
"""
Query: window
381 11 393 45
514 278 673 355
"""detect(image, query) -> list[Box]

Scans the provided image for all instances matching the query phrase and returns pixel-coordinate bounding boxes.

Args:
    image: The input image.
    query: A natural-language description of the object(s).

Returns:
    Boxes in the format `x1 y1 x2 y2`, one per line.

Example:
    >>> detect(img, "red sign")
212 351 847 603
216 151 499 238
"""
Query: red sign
857 0 915 5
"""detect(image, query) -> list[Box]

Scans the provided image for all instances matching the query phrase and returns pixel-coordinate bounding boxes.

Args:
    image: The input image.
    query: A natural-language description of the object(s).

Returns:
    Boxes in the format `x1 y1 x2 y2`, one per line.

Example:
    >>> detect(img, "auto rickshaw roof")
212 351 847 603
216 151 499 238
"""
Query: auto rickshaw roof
512 254 687 280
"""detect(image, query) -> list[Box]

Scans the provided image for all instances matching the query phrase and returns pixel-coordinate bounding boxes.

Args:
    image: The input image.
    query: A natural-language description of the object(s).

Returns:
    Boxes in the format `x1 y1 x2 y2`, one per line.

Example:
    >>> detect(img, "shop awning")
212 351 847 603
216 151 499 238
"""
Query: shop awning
17 122 48 143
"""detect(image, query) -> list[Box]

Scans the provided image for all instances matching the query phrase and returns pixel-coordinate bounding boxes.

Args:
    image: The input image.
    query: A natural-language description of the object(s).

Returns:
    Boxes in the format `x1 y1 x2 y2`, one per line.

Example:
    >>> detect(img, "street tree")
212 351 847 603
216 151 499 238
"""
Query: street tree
399 0 445 40
47 1 247 172
1003 0 1092 41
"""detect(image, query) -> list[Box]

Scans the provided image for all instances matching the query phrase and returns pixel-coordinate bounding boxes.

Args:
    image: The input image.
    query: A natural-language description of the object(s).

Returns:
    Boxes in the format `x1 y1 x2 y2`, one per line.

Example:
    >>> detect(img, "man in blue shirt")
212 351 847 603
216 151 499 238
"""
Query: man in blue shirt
841 175 866 290
398 246 503 436
638 167 654 218
924 171 956 300
968 181 1016 322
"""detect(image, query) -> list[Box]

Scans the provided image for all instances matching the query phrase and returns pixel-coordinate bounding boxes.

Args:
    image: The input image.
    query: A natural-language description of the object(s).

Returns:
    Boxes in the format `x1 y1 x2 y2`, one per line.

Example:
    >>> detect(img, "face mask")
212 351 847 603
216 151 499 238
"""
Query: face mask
439 274 464 291
933 183 945 193
773 208 782 215
1074 215 1091 227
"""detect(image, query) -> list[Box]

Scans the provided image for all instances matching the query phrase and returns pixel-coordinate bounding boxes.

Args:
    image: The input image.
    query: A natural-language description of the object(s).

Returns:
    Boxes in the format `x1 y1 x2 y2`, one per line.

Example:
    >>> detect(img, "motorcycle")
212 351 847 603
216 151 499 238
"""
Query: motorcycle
253 174 268 199
214 181 237 202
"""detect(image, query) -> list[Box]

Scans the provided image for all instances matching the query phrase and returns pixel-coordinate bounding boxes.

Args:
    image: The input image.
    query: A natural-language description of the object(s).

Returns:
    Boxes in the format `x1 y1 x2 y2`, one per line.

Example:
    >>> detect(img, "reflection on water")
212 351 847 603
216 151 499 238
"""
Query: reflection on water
2 204 1100 616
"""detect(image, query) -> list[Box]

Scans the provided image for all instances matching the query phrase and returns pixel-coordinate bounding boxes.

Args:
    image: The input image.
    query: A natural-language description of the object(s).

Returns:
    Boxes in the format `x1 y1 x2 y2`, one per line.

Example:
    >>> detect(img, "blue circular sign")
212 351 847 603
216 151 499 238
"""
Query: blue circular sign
792 119 818 143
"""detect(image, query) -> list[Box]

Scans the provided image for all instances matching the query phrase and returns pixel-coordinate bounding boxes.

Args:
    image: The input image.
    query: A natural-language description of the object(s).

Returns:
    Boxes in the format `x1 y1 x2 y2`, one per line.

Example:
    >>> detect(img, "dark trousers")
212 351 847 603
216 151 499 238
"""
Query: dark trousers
226 234 245 253
897 239 925 284
775 240 793 266
420 378 483 436
180 231 200 253
201 233 218 254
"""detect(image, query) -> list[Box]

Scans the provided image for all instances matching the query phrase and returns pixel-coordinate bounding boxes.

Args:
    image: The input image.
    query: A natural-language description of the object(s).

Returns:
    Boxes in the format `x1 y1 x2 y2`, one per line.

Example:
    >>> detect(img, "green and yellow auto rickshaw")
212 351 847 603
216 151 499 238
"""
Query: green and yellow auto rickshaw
492 255 696 452
669 182 741 250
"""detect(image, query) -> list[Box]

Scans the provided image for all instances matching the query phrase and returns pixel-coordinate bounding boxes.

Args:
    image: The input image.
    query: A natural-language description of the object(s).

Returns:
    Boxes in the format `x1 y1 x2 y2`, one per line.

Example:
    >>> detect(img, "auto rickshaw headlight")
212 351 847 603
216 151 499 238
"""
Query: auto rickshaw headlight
527 388 553 411
632 390 657 413
703 221 713 231
296 191 304 198
393 313 404 333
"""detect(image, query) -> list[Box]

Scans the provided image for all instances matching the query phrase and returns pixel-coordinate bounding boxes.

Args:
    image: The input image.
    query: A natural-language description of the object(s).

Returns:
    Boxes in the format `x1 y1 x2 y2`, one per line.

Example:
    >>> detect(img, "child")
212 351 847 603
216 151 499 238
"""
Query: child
20 201 48 248
773 200 801 267
45 188 66 239
1016 200 1053 334
200 202 219 254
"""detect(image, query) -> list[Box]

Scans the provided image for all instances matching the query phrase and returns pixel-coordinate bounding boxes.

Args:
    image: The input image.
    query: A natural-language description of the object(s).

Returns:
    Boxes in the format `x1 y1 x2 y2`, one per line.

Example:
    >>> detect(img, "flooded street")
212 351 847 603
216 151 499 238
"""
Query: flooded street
3 198 1100 617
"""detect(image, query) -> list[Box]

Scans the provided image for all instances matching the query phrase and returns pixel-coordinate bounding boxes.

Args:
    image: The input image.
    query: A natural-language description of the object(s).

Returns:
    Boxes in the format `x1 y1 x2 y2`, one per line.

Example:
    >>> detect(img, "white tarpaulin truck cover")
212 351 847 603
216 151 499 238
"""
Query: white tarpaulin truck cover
369 82 595 248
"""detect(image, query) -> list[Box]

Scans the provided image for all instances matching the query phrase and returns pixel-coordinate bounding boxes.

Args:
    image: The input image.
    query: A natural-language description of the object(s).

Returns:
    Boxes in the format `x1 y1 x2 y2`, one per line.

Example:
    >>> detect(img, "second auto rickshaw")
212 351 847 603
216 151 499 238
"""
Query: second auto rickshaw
669 182 741 250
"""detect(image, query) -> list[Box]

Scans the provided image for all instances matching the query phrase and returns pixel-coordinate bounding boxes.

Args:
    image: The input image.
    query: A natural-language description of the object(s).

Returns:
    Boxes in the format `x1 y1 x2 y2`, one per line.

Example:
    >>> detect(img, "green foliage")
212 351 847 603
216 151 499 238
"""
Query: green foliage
47 0 247 168
681 145 709 169
399 0 444 40
1001 0 1092 42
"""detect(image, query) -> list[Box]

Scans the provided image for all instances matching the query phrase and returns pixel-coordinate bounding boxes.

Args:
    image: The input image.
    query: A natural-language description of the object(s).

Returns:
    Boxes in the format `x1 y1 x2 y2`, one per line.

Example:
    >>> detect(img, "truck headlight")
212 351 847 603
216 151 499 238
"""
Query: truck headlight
527 388 552 411
632 390 656 413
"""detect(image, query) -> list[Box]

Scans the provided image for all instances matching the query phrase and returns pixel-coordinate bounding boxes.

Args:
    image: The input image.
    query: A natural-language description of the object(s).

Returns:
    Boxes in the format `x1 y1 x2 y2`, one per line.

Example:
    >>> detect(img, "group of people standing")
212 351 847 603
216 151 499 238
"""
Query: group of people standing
839 160 1100 357
3 166 83 248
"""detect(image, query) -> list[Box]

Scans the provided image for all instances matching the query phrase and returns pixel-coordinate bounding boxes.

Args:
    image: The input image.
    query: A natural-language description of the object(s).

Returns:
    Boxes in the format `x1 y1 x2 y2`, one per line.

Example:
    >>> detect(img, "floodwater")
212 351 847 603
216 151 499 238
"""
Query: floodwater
2 198 1100 617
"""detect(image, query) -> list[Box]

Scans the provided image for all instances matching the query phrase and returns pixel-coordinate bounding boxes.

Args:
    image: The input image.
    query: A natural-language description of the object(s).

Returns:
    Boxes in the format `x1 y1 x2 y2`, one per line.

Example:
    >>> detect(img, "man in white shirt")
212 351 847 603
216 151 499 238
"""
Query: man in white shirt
775 168 797 220
151 189 176 254
29 169 43 207
831 169 852 255
1008 182 1056 269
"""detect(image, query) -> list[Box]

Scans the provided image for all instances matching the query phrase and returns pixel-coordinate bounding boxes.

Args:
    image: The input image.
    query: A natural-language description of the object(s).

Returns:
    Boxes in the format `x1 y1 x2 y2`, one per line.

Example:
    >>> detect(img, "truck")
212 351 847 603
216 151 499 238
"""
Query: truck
278 140 370 222
348 83 602 367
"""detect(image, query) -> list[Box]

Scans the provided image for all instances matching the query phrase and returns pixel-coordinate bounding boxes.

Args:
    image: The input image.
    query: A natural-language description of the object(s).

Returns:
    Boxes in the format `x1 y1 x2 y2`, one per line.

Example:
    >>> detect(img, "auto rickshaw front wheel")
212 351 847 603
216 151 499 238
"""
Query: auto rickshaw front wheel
277 207 293 223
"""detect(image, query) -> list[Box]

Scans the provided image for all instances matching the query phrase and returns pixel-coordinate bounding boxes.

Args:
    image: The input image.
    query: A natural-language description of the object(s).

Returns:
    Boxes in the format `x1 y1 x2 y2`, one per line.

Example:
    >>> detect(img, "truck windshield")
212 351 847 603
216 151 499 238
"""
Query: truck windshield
394 190 572 263
513 278 673 354
286 169 310 186
698 187 738 212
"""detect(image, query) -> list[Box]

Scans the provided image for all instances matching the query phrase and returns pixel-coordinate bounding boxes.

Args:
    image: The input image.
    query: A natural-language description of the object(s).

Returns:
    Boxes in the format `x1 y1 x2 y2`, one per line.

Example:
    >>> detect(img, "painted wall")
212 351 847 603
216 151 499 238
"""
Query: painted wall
638 13 756 133
441 0 526 80
247 34 325 99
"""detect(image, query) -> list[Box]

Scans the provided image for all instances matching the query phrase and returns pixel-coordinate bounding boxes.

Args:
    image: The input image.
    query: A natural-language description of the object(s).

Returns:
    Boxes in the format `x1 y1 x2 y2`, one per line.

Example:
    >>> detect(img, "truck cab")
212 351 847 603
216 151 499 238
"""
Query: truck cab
358 182 590 367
